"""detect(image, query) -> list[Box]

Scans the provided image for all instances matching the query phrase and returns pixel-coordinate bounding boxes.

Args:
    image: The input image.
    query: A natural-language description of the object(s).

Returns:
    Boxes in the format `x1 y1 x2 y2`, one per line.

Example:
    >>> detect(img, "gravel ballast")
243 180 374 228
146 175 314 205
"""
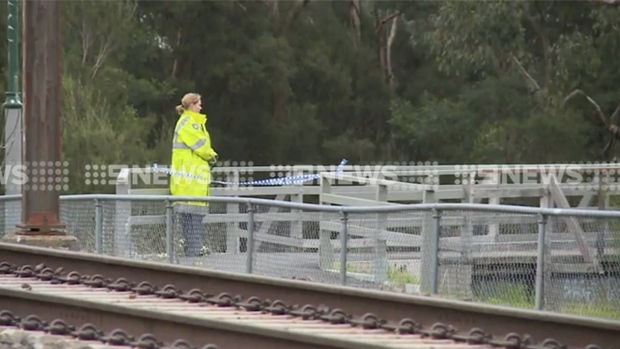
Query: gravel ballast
0 327 109 349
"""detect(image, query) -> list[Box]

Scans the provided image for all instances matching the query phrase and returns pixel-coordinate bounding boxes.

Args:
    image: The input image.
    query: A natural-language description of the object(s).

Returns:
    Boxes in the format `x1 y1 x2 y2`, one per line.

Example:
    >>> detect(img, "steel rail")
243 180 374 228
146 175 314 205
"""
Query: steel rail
0 243 619 349
0 266 502 349
0 266 594 349
0 311 216 349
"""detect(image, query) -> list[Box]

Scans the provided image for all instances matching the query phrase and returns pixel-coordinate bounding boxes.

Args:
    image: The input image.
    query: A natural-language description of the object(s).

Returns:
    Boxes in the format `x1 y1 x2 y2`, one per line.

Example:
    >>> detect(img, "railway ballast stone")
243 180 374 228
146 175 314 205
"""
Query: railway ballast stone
0 328 94 349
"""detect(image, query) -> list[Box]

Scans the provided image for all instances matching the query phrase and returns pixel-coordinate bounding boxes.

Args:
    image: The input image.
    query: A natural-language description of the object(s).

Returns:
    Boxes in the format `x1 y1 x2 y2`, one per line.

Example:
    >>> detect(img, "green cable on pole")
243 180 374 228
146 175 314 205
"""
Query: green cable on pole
4 0 21 109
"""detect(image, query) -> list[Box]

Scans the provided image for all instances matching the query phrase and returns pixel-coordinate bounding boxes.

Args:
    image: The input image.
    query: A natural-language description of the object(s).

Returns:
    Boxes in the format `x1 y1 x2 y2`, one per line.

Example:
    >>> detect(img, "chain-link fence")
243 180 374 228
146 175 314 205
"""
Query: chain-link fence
1 194 619 320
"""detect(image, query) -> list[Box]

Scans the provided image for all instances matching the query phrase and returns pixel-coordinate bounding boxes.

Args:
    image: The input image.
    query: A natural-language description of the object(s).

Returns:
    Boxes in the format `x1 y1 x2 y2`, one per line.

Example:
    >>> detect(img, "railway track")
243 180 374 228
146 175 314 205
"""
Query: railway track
0 268 514 349
0 243 618 349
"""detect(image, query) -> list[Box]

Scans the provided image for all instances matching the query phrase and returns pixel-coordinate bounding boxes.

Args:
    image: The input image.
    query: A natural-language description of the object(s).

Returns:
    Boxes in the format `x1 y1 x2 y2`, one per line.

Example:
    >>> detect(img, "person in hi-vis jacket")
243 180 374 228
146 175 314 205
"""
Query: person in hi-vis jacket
170 92 218 257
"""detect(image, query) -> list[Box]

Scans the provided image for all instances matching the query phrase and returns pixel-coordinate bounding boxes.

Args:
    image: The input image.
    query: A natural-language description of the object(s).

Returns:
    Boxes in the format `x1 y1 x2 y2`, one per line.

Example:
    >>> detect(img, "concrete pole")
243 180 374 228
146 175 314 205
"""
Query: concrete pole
3 0 22 237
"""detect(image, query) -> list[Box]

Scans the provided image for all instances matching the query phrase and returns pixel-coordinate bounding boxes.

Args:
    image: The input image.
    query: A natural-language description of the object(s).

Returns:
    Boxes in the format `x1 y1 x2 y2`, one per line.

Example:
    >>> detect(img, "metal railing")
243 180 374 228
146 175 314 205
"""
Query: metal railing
0 193 619 320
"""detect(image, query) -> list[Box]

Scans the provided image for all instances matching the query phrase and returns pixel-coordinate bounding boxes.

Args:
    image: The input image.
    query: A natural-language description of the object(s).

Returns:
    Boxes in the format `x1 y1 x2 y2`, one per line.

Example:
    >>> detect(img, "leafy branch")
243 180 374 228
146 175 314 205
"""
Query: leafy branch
563 89 620 156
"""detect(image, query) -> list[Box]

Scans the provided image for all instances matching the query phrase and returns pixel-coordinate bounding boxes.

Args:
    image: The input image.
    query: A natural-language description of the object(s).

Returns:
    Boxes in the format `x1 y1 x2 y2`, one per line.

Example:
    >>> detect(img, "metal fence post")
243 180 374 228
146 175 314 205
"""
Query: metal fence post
165 200 174 264
430 208 441 294
246 203 255 274
535 212 548 310
340 211 349 285
94 198 103 254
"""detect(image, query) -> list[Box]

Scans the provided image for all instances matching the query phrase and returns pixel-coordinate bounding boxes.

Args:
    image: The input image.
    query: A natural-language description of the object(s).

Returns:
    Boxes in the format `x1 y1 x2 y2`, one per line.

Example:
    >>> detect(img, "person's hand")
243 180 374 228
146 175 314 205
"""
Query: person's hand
209 154 219 166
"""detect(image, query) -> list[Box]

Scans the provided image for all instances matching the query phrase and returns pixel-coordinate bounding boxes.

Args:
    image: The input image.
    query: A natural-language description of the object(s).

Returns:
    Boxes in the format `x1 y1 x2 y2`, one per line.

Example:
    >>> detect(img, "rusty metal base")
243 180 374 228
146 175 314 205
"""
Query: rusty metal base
13 228 68 236
15 219 67 234
1 233 79 251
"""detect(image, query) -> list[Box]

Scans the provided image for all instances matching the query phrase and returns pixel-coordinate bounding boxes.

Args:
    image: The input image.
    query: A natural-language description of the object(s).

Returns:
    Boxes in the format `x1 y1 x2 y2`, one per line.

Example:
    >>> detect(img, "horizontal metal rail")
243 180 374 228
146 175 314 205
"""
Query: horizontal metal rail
0 243 618 349
1 193 619 217
160 162 620 174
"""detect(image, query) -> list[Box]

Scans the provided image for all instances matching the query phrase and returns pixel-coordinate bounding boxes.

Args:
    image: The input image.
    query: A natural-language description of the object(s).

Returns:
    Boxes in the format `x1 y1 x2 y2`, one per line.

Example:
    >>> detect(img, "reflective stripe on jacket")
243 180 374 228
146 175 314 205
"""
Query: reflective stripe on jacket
169 110 218 208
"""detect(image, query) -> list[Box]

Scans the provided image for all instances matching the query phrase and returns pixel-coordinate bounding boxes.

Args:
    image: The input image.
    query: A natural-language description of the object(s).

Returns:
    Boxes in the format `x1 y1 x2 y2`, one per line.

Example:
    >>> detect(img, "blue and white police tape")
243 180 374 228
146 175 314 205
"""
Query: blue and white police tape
151 158 348 186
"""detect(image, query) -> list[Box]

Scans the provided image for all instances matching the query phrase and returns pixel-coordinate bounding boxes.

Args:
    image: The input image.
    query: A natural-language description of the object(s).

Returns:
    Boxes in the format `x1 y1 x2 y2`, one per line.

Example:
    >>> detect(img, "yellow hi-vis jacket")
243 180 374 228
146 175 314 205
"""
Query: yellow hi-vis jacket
169 110 218 207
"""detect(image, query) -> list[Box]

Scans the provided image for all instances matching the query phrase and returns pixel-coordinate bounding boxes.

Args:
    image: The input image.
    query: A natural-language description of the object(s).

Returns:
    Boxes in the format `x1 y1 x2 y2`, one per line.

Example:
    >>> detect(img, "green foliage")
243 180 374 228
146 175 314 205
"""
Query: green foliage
424 1 528 78
1 0 620 319
0 0 617 190
61 74 157 194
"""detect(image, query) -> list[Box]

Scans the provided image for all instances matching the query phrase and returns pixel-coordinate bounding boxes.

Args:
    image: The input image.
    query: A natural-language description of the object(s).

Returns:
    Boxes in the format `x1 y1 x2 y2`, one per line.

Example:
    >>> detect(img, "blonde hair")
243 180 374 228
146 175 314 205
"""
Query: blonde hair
175 93 201 115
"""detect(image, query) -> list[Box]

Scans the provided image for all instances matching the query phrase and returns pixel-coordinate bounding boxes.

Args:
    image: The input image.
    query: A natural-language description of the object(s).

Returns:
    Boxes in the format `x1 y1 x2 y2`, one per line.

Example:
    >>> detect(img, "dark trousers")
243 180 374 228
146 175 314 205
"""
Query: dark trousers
178 212 205 257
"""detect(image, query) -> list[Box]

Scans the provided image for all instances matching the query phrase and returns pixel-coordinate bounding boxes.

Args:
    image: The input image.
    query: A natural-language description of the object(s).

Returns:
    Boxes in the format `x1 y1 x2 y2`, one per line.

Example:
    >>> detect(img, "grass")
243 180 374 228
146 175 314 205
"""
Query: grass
561 302 620 319
471 283 620 319
474 284 534 308
331 261 420 290
387 266 420 285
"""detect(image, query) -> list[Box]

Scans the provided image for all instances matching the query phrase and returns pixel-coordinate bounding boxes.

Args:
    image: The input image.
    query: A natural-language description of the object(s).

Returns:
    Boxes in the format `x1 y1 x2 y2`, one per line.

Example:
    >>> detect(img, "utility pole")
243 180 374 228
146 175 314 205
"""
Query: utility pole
3 0 77 249
3 0 22 237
